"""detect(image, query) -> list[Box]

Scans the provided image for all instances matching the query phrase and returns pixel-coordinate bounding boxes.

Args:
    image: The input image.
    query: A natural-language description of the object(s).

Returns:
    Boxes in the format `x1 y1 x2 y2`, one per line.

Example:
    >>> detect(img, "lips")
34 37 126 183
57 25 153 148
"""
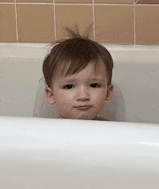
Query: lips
75 105 92 110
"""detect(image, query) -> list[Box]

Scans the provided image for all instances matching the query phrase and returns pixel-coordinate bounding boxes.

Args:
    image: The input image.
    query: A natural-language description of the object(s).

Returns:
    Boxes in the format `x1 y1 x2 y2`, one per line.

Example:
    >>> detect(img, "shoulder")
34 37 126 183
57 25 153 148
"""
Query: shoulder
93 116 110 121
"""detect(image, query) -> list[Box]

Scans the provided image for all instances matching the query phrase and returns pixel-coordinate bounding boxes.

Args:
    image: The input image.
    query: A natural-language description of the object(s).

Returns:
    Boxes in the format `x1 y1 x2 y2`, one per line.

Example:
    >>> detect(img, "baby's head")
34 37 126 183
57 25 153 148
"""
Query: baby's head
43 30 114 120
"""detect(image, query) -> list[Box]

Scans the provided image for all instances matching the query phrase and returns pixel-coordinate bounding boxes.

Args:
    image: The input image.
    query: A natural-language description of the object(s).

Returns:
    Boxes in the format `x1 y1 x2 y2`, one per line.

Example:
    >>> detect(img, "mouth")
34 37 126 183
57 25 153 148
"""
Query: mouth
74 105 92 111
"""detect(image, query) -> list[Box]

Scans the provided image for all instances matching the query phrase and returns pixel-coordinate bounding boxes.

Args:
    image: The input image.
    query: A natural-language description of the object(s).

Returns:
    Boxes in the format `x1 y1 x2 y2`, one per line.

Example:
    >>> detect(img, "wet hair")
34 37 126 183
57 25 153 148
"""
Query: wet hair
43 26 114 87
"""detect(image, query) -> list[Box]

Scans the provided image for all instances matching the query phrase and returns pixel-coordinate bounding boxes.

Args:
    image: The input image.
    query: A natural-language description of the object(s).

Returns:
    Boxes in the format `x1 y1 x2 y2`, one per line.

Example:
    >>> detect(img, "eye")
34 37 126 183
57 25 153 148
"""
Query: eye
63 84 75 89
90 83 101 88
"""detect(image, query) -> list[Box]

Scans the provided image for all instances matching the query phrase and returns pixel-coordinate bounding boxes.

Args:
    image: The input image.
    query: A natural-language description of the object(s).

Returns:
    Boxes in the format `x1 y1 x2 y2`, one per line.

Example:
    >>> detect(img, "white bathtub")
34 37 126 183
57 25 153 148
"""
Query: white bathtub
0 43 159 123
0 116 159 189
0 43 159 188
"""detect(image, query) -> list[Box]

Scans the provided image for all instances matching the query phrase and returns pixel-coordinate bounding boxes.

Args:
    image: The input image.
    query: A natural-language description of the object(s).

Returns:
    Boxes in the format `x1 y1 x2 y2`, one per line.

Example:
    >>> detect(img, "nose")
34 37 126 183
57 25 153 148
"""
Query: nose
76 87 90 101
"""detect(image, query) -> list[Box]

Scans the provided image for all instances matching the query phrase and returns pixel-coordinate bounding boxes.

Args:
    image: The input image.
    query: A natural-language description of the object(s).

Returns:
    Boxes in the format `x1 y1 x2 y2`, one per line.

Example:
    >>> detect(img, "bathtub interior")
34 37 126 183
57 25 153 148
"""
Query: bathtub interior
0 43 159 124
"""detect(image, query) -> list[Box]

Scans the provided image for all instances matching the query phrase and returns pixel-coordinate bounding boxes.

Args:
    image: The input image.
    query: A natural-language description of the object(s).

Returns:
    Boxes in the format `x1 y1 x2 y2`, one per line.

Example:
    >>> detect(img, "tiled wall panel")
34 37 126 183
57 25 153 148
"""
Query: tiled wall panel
0 0 13 2
17 5 55 42
55 0 92 3
56 5 94 40
0 0 159 45
136 0 159 4
95 6 134 44
95 0 134 3
16 0 53 3
0 4 16 42
136 6 159 45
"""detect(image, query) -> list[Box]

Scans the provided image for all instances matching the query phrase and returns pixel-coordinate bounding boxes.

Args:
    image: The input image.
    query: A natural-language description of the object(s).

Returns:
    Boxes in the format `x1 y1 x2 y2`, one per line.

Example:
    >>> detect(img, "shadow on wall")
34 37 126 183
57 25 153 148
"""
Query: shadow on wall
33 78 126 122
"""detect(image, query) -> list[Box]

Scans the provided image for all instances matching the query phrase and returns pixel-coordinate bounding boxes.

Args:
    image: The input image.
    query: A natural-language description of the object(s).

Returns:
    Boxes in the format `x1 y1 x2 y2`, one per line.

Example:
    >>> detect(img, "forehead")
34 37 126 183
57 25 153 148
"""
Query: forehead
58 60 106 75
52 61 108 85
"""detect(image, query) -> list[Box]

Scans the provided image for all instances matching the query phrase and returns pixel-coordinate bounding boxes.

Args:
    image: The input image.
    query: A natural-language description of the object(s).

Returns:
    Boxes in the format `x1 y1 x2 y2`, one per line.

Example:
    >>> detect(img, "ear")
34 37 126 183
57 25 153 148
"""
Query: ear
106 84 114 102
45 87 56 105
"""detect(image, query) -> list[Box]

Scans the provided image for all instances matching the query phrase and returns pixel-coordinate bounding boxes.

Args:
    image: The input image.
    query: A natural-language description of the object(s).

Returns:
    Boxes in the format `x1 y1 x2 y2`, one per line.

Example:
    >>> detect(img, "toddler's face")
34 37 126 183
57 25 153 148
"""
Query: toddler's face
46 61 114 120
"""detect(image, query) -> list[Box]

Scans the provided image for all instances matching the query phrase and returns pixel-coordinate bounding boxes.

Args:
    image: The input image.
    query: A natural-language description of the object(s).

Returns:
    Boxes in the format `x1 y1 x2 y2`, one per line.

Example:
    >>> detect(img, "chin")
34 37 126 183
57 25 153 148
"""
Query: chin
60 113 96 120
75 114 94 120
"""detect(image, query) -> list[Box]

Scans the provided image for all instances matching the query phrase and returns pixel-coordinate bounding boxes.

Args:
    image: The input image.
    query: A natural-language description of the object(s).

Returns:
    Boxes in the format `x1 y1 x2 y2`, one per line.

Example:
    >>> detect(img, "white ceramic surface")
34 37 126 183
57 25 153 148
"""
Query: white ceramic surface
0 116 159 189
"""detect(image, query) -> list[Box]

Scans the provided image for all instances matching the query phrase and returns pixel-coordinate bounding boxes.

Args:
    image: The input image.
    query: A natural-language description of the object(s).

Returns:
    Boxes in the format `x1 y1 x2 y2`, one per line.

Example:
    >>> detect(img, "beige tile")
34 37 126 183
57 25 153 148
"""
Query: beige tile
56 5 94 40
55 0 92 3
137 0 159 4
0 5 16 42
95 6 134 44
136 6 159 45
95 0 134 4
17 0 53 3
17 5 55 43
0 0 14 2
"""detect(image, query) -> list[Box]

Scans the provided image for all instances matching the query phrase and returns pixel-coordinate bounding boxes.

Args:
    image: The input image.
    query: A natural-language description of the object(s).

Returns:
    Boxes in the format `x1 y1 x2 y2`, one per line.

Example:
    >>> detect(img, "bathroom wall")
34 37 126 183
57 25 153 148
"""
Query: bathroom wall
0 0 159 45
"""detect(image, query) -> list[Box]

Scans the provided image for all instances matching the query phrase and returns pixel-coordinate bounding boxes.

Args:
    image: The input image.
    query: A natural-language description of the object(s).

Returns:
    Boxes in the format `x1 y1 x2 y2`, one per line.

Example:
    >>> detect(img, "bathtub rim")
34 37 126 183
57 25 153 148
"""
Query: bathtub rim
0 43 159 64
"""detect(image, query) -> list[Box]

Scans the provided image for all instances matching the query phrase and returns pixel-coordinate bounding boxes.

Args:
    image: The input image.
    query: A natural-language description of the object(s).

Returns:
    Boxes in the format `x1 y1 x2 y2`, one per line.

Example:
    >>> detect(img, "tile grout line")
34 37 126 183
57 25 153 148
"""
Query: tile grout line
53 0 57 41
133 3 136 45
127 3 159 6
14 0 19 42
0 2 135 6
1 2 159 6
92 0 95 41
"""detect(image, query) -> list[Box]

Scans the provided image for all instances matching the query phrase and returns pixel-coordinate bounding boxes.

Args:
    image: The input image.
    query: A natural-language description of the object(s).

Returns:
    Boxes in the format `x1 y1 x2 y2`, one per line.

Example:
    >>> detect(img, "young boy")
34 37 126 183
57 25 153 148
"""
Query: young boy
42 28 114 121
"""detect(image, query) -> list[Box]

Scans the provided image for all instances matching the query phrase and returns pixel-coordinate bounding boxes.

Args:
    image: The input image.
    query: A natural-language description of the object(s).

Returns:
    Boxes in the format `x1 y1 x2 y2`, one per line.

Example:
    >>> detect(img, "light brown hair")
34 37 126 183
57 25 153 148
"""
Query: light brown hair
43 26 114 87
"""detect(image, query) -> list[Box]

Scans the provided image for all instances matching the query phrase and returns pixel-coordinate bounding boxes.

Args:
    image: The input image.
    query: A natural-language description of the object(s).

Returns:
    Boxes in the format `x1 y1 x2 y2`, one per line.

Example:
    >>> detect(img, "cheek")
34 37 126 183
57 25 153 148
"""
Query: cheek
92 90 107 102
54 90 73 105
